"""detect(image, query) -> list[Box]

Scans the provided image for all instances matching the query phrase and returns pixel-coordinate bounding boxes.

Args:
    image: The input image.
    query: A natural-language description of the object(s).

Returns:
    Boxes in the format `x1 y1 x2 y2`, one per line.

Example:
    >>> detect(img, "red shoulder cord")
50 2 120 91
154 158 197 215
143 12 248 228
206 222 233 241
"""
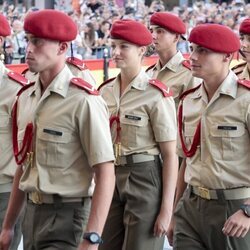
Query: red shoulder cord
178 101 201 157
12 84 34 165
109 114 121 143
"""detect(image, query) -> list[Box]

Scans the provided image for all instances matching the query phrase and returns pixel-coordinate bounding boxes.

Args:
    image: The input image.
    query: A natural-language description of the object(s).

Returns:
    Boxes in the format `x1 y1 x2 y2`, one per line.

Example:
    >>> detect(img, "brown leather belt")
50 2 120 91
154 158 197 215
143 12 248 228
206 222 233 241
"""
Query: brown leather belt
190 185 250 200
28 192 84 204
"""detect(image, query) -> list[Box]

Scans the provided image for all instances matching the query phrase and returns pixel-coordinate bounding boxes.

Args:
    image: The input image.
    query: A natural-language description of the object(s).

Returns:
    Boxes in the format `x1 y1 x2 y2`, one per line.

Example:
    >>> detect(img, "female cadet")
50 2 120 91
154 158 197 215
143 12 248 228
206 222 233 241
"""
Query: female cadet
98 19 178 250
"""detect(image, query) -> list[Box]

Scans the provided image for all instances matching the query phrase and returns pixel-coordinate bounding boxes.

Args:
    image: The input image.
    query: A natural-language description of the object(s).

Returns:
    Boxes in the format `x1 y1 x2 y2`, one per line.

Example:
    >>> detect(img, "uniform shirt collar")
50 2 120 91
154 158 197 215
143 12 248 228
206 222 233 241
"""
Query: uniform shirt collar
241 65 250 80
155 51 184 73
217 70 238 99
29 65 73 98
114 69 149 92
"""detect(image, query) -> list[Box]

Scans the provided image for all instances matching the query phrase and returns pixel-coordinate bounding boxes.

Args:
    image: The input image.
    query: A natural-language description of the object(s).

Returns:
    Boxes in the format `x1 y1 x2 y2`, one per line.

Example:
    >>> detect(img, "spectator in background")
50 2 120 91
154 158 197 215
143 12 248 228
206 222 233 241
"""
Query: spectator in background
11 19 26 63
95 20 111 59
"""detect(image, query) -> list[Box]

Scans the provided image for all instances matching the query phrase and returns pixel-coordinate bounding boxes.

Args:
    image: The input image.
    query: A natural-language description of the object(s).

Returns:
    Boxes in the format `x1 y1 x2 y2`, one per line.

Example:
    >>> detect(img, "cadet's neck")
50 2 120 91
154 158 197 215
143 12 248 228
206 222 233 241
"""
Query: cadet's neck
39 62 65 95
203 69 230 102
158 49 177 67
120 66 141 96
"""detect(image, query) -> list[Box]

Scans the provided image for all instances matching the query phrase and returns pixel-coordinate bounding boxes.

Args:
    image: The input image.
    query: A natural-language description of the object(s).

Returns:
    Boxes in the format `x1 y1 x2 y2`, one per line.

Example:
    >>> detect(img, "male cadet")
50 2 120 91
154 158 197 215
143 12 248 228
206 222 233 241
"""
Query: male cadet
232 18 250 80
0 14 28 250
147 12 199 108
172 24 250 250
0 9 115 250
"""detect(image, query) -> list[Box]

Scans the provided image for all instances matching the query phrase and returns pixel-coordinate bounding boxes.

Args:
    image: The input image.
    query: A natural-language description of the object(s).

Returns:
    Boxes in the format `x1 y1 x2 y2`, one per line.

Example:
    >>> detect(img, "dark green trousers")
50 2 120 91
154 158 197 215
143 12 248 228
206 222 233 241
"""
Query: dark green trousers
100 159 164 250
174 187 250 250
22 199 88 250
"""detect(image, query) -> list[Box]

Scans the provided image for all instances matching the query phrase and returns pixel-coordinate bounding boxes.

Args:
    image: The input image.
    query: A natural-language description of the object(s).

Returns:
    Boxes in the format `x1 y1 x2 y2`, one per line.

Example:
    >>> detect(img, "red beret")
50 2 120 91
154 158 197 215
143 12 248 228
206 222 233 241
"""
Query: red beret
110 19 152 46
150 12 186 34
0 14 11 37
189 24 240 53
239 18 250 34
24 10 77 42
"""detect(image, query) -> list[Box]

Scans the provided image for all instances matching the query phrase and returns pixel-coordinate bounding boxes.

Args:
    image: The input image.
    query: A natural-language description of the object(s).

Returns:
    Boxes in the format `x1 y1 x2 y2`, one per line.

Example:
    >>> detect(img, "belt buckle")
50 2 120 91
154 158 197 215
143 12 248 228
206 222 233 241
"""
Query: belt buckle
31 192 43 204
198 187 211 200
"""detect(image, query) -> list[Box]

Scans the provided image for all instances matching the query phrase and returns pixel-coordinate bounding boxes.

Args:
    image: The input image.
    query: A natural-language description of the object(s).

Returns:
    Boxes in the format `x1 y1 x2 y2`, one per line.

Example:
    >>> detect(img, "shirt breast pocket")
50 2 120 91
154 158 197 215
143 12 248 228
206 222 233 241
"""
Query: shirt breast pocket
120 114 149 147
210 124 246 160
37 127 75 168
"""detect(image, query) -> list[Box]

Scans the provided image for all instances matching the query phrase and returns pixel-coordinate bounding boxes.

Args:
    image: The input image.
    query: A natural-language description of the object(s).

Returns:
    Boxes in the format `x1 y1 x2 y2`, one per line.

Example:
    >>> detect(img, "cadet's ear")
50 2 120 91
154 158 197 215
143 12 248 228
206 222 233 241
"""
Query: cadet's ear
58 42 68 54
223 53 233 62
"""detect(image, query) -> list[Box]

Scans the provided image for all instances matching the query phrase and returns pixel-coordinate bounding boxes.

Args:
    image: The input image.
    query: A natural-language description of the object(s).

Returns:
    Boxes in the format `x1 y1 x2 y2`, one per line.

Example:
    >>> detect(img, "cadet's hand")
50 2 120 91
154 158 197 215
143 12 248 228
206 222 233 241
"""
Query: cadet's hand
154 211 171 238
0 229 14 250
166 216 175 246
222 210 250 238
77 240 98 250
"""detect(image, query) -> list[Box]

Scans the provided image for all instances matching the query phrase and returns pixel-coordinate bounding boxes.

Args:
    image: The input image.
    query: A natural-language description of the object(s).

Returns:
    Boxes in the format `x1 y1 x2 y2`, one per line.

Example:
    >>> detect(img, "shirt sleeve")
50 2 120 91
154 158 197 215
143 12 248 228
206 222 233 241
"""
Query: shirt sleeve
77 94 115 167
150 95 177 142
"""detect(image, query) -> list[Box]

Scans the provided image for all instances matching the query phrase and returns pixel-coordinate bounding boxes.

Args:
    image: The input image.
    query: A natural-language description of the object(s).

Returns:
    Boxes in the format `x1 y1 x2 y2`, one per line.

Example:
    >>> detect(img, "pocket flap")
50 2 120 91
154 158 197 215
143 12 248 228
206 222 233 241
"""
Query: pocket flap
210 124 245 137
120 114 148 127
37 127 73 143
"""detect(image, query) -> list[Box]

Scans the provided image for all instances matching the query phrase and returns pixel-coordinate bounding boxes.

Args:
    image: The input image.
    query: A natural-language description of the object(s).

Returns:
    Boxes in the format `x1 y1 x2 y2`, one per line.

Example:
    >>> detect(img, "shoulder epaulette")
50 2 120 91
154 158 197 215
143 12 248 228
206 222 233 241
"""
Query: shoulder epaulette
149 79 173 97
182 60 191 70
71 78 99 95
7 71 29 86
98 77 115 91
66 57 88 71
146 63 156 72
179 84 202 100
237 79 250 89
231 62 247 76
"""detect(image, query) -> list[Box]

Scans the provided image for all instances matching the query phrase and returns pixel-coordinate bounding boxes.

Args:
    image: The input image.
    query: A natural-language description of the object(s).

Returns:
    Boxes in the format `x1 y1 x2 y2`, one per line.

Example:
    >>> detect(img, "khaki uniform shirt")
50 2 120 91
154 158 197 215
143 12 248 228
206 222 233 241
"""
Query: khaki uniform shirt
100 70 177 156
177 71 250 189
146 51 200 108
0 61 22 190
17 66 114 197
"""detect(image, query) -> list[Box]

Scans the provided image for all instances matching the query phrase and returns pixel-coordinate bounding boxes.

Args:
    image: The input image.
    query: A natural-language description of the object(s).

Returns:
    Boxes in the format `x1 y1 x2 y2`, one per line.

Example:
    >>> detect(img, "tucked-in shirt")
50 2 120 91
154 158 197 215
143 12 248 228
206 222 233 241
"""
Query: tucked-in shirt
100 70 177 156
0 61 21 188
147 51 200 108
17 65 114 197
177 71 250 189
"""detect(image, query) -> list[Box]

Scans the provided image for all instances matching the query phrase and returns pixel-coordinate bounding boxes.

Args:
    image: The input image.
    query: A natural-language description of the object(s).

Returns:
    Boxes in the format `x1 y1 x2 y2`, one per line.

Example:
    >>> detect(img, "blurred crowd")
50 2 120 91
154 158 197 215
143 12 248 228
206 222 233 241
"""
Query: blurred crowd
0 0 250 64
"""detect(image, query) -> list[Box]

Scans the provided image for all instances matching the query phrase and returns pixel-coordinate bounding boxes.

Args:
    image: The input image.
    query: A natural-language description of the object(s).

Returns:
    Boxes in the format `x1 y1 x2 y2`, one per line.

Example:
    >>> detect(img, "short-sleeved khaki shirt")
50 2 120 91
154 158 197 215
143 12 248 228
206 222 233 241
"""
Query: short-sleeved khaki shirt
146 51 200 108
100 70 177 156
177 71 250 189
0 61 23 188
17 66 114 197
